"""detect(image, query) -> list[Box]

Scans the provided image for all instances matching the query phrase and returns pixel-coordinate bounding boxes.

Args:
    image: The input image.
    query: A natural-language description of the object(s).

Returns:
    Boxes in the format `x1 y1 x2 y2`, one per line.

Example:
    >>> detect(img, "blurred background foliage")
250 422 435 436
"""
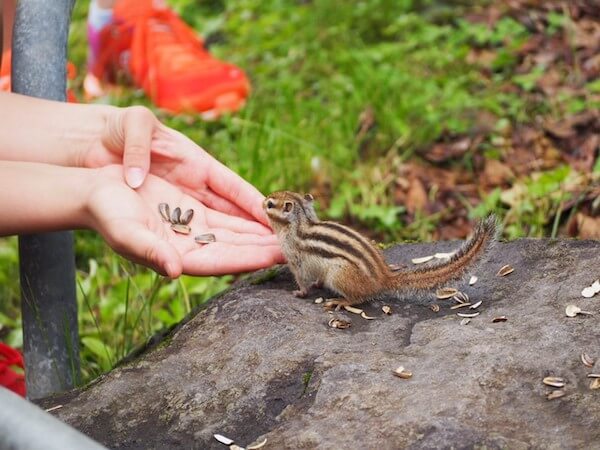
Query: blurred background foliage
1 0 598 382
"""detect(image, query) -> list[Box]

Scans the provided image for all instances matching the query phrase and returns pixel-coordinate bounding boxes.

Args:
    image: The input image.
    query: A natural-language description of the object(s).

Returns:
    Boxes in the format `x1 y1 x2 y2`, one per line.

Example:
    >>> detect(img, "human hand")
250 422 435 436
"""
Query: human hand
86 165 283 277
81 106 271 232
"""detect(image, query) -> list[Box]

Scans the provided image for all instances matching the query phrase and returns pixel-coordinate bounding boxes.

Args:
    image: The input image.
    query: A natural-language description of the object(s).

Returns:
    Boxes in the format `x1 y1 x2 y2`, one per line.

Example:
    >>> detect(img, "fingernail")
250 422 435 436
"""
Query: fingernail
126 167 145 188
165 262 179 279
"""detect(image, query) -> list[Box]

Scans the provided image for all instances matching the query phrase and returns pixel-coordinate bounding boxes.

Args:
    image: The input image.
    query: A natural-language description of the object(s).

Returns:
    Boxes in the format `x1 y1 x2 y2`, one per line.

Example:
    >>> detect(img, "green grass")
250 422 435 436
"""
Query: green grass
1 0 597 383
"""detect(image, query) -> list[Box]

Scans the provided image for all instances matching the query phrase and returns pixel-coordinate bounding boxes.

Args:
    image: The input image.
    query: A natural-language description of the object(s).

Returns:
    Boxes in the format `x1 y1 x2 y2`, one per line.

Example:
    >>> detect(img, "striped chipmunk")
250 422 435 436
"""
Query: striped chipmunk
263 191 498 307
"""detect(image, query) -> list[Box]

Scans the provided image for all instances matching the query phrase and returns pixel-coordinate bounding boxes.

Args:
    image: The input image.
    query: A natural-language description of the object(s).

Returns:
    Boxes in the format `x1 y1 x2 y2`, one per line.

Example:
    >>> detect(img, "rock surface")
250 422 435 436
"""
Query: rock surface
40 239 600 449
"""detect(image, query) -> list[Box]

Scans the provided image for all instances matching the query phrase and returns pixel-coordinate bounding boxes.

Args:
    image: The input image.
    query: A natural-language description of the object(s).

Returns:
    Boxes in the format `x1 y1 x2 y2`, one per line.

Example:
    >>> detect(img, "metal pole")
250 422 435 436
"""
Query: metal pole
11 0 80 399
0 387 108 450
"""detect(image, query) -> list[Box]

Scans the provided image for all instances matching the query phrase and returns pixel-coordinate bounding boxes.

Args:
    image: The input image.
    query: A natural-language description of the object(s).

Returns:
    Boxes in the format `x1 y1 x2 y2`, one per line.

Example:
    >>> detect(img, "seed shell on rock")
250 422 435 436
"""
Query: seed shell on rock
581 286 596 298
344 305 363 315
470 300 482 309
315 297 324 304
328 318 351 329
469 275 478 286
581 353 595 368
546 390 565 400
457 312 479 318
436 287 458 299
361 312 376 320
247 438 268 450
450 303 471 310
492 316 507 323
497 264 514 277
543 376 565 388
382 305 392 315
460 318 471 325
411 255 434 264
171 207 182 224
393 366 412 379
430 304 440 312
214 434 234 445
158 203 171 222
590 379 600 390
592 279 600 293
452 292 470 304
179 209 194 225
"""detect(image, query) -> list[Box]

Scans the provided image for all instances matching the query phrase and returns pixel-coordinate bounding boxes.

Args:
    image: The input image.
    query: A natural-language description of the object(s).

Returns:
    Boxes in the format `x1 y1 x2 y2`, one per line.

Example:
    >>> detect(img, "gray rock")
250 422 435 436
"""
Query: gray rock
39 239 600 449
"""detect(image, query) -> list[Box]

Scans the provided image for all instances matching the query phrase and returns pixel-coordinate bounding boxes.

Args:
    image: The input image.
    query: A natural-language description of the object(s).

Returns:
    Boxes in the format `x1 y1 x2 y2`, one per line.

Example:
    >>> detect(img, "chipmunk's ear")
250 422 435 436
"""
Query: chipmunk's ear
303 193 314 202
283 201 294 213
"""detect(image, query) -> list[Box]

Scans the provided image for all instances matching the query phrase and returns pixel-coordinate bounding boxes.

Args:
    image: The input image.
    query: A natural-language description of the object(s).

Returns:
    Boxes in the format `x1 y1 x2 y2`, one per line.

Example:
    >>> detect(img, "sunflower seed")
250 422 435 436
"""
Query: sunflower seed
434 251 455 259
547 390 565 400
328 318 351 329
452 292 470 304
411 255 434 264
171 223 191 235
247 438 268 450
430 304 440 312
180 208 194 225
581 353 595 368
382 305 392 315
469 275 478 285
457 312 480 318
315 297 324 304
450 303 471 310
171 207 182 224
388 263 402 271
565 304 594 318
158 203 171 222
44 404 63 412
592 279 600 293
361 312 376 320
344 305 363 315
470 300 482 309
492 316 507 323
497 264 514 277
436 287 458 299
543 376 565 388
393 366 413 379
230 445 245 450
214 434 234 445
460 318 471 325
587 373 600 378
582 286 596 298
195 233 216 244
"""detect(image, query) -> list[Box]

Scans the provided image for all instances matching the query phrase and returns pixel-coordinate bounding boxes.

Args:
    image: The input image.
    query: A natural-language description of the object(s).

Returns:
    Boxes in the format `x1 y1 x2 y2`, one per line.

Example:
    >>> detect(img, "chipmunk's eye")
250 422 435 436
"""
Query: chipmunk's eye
266 200 275 209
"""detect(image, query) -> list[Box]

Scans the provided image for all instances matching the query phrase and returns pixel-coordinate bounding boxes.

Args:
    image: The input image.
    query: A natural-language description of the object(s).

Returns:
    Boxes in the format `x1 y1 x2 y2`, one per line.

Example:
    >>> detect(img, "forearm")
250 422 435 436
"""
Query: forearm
0 161 95 235
0 91 112 166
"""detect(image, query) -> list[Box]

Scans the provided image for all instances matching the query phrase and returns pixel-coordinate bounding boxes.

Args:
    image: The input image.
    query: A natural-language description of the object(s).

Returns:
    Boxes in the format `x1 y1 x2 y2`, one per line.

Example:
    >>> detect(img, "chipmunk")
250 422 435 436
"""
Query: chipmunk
263 191 497 307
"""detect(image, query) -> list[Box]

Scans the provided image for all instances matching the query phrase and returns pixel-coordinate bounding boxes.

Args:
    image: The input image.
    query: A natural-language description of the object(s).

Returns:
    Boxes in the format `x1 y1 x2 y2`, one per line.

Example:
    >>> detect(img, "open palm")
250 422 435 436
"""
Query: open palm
87 165 283 277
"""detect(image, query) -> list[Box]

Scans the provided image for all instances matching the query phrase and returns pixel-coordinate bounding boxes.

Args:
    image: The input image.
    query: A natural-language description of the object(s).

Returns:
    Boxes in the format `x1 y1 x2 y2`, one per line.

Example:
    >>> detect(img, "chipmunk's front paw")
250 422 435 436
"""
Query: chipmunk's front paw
293 289 309 298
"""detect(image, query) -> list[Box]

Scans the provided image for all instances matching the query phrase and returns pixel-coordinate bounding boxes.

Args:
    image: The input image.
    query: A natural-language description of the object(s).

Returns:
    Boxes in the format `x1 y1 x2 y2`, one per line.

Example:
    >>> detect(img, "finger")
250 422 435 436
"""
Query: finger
188 187 256 222
112 224 183 278
204 207 273 235
205 158 270 226
181 243 284 276
122 106 156 188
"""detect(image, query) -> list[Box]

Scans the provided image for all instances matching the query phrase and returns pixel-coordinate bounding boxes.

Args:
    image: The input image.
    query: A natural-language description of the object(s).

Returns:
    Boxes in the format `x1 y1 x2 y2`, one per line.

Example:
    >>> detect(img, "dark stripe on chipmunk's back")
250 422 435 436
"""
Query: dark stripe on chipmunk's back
296 228 376 273
300 245 359 267
316 221 385 270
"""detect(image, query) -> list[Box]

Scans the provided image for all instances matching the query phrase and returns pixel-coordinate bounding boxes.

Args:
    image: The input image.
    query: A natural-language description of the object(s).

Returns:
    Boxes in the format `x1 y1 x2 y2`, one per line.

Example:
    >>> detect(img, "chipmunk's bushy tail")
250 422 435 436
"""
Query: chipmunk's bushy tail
388 215 498 291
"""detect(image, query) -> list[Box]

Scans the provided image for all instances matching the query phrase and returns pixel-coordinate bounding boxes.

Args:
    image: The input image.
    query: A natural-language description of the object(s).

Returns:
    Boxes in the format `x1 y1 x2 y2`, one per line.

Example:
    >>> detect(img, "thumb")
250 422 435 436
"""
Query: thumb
121 106 156 188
